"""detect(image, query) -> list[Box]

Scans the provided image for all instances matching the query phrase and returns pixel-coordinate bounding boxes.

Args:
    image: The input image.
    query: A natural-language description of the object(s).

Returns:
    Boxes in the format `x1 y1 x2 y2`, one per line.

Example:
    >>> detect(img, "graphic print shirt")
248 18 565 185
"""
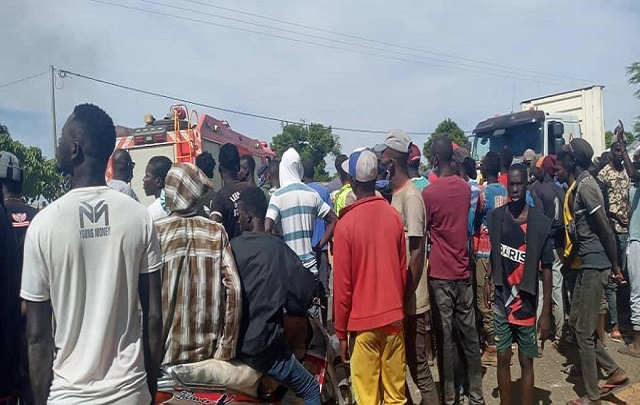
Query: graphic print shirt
494 211 536 326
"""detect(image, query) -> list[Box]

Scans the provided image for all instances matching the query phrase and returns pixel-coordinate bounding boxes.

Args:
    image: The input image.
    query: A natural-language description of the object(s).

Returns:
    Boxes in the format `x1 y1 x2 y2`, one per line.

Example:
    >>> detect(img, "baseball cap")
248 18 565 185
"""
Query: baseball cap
535 155 546 169
0 151 23 182
341 149 378 182
407 143 422 166
523 148 536 162
452 147 471 164
373 129 412 154
562 138 594 167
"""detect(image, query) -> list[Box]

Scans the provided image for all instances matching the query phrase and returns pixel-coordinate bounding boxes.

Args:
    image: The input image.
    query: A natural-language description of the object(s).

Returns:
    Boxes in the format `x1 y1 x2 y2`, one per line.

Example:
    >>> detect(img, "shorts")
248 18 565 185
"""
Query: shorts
494 312 538 359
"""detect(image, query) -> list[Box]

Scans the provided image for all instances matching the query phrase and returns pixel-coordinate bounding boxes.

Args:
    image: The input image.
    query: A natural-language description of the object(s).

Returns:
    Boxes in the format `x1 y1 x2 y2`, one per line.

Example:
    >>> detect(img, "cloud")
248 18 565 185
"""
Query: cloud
1 0 638 163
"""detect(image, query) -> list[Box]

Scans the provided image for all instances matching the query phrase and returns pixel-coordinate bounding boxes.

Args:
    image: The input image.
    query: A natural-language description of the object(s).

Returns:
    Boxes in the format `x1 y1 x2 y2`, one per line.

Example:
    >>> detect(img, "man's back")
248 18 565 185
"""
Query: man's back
20 186 160 404
155 215 242 364
231 232 314 357
108 179 139 201
211 180 250 239
531 178 565 245
267 183 330 268
4 198 38 254
333 196 406 335
422 175 471 280
307 182 332 249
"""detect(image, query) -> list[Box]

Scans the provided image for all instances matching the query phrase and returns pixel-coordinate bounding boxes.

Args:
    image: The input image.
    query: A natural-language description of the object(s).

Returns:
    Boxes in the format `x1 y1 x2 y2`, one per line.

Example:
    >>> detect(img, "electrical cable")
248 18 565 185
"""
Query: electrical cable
56 67 471 135
0 71 49 89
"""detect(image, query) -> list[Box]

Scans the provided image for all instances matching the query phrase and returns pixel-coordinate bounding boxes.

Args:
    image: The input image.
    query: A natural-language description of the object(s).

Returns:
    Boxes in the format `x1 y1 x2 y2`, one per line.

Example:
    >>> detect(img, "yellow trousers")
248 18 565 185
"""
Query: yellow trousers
351 328 407 405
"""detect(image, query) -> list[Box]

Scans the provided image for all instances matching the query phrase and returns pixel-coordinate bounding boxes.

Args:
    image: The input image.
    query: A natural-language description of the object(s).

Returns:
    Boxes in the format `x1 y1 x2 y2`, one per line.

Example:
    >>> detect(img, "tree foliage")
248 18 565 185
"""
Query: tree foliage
270 122 341 181
422 118 469 164
605 130 635 148
0 125 63 202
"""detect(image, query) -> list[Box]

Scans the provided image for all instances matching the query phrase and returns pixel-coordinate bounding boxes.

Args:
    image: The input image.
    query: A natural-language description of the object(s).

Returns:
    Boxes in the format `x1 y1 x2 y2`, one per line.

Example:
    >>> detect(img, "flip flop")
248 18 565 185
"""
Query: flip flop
617 345 640 358
599 378 629 398
565 398 598 405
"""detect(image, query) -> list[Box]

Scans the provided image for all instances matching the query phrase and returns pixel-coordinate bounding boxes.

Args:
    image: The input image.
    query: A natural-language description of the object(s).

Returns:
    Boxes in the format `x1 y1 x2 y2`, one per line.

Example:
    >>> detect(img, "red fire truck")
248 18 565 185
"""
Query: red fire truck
108 104 276 205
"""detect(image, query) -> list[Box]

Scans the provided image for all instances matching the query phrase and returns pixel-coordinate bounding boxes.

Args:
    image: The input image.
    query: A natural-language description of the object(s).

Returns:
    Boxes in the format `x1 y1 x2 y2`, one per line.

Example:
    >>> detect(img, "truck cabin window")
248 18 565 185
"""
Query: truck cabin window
475 122 543 159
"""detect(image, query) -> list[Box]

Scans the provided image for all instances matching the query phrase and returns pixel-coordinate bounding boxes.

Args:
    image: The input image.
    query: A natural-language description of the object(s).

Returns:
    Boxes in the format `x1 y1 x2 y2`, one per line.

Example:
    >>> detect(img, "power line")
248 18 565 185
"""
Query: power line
56 67 465 136
134 0 573 85
0 71 49 89
181 0 596 85
89 0 574 85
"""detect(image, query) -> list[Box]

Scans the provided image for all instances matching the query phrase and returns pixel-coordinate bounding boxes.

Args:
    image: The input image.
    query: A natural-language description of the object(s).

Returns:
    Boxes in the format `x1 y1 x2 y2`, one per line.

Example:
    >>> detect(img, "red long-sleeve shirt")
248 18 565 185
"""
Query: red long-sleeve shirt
332 196 407 340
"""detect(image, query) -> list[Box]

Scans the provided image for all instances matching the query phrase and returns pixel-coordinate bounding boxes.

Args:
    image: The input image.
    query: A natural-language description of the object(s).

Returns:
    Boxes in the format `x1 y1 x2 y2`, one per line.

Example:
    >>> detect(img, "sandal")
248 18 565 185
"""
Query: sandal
617 345 640 358
565 397 600 405
599 378 629 398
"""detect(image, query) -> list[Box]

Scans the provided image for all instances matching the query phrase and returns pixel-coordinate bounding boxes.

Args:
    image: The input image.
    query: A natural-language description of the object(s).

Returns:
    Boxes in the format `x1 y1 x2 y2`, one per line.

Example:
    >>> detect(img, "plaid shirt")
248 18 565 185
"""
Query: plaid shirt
156 164 242 364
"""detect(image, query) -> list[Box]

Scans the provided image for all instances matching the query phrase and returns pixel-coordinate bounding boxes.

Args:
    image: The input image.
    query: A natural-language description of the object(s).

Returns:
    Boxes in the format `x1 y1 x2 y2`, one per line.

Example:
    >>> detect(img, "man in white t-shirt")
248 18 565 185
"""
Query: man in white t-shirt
108 149 139 201
143 155 172 221
21 104 163 405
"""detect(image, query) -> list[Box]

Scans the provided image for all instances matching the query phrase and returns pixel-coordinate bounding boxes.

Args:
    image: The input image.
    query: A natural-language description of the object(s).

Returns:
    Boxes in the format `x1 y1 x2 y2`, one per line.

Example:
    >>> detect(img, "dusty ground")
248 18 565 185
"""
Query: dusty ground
407 337 640 404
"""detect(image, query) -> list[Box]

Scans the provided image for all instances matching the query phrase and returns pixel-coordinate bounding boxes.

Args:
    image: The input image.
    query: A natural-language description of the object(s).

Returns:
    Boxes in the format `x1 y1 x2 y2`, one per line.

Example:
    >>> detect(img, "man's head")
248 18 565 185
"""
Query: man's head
111 149 135 182
219 143 240 179
238 154 256 183
335 154 349 183
556 138 594 183
267 159 280 188
452 146 471 178
610 141 624 170
57 104 116 179
164 163 213 216
507 164 528 205
378 129 411 181
407 143 422 177
342 149 378 197
195 151 216 179
523 148 536 167
532 155 546 182
0 151 24 197
499 147 513 172
480 151 501 179
430 136 454 169
302 160 315 182
143 156 172 197
237 186 268 233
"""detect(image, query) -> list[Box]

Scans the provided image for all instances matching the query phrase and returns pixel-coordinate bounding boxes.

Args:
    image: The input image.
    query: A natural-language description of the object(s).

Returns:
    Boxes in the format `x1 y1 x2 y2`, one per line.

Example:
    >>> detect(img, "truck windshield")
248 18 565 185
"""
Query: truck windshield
473 122 543 160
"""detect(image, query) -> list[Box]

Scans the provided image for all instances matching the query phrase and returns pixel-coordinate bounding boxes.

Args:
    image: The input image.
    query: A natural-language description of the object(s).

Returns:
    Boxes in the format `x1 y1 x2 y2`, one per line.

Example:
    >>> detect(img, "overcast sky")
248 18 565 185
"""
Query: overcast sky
1 0 638 169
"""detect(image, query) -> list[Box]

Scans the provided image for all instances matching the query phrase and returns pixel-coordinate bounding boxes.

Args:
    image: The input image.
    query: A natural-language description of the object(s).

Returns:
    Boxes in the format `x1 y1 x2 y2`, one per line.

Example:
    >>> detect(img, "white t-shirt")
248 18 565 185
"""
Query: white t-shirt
147 197 168 222
21 186 162 404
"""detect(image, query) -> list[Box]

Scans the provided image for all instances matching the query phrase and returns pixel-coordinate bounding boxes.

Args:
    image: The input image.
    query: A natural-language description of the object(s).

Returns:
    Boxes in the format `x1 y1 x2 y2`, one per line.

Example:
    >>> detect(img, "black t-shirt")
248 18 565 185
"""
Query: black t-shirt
230 232 315 358
0 204 21 396
210 181 250 240
531 179 565 247
4 199 38 256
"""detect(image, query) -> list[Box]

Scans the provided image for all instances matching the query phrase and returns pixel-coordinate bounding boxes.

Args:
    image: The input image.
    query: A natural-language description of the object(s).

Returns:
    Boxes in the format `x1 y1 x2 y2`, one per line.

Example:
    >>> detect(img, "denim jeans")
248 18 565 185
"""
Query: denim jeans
568 268 620 401
605 233 628 327
239 349 320 405
430 278 484 405
628 241 640 331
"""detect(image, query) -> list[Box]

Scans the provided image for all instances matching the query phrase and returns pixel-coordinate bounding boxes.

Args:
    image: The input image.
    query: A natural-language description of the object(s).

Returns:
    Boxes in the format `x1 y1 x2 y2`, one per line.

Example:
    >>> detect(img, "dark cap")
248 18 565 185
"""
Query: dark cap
562 138 594 167
452 147 471 164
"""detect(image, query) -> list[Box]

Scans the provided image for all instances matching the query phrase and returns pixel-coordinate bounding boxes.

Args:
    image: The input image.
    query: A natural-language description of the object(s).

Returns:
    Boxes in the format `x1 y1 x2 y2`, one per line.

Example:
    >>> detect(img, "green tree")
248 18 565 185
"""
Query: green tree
422 118 469 165
271 122 341 181
627 62 640 138
605 130 635 148
0 125 63 202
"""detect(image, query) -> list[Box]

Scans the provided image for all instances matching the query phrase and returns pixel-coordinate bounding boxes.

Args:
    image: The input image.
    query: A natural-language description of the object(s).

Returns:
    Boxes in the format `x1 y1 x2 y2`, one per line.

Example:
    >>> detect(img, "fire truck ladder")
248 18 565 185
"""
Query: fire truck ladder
174 107 198 164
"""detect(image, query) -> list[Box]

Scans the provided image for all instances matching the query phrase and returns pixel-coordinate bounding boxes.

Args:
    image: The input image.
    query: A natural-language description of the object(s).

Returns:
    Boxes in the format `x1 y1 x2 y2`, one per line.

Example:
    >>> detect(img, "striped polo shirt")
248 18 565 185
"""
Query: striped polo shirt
266 183 331 270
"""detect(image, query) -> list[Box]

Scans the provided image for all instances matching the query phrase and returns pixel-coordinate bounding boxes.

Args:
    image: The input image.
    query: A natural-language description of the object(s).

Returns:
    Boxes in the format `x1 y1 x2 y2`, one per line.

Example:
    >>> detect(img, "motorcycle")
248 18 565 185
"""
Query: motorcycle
156 315 351 405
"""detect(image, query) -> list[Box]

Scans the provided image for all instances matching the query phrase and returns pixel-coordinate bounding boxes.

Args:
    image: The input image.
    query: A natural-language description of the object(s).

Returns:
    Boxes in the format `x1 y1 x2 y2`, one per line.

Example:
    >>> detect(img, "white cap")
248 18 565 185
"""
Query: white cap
341 149 378 182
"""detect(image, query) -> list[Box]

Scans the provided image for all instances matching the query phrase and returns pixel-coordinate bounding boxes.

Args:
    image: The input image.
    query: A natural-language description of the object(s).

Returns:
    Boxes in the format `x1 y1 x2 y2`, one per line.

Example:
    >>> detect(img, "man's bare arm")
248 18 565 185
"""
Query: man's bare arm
139 271 163 399
26 300 54 405
407 236 424 290
316 210 338 251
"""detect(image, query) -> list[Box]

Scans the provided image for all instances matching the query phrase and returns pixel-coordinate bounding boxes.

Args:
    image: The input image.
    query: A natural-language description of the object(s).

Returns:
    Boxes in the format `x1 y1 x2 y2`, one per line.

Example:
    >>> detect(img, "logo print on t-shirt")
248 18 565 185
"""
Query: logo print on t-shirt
11 212 30 228
79 200 111 239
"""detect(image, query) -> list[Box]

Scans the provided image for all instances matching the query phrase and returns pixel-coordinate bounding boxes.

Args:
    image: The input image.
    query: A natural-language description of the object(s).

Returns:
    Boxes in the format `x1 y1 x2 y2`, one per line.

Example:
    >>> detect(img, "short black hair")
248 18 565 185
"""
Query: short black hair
508 163 528 182
240 154 256 175
196 151 216 178
267 159 280 177
219 143 240 174
70 103 116 164
557 149 575 172
464 157 477 180
610 141 622 150
500 147 513 170
302 160 315 180
0 179 21 194
431 136 453 163
354 179 376 193
238 186 268 219
335 155 348 179
148 156 172 179
483 151 501 177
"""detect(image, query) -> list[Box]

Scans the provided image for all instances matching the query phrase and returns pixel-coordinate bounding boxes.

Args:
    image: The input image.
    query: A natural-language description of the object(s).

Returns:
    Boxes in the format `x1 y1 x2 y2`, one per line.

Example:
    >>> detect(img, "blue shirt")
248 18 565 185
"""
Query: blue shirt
307 182 333 251
630 185 640 242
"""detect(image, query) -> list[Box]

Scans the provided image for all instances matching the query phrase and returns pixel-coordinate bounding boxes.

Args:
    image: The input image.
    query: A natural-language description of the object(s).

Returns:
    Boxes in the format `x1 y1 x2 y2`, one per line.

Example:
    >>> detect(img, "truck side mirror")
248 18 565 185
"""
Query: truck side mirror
552 122 565 138
554 137 565 154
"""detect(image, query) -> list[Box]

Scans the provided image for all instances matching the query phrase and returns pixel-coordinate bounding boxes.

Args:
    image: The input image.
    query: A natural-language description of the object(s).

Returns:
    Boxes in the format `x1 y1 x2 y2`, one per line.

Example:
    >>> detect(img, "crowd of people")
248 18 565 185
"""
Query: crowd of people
0 103 638 405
